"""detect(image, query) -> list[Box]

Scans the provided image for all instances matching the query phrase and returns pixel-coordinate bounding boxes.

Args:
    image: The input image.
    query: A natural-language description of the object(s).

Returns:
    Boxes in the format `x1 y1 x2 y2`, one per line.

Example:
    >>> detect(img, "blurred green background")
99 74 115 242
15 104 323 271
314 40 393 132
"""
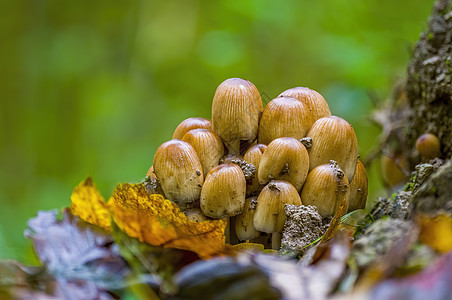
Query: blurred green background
0 0 435 264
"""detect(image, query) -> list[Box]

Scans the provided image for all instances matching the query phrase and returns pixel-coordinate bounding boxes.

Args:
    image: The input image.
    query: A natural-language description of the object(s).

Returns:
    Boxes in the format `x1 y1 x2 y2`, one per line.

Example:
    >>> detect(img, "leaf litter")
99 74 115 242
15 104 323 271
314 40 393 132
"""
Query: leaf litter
1 165 452 299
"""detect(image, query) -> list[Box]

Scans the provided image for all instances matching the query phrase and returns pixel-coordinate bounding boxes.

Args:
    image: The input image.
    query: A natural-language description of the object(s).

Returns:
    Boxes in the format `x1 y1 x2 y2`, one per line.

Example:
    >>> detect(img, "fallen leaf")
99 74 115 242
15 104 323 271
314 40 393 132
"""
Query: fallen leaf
174 256 281 300
0 260 56 300
244 232 351 300
70 177 111 230
371 251 452 299
111 222 200 296
25 209 129 299
417 213 452 253
70 178 229 259
108 182 228 259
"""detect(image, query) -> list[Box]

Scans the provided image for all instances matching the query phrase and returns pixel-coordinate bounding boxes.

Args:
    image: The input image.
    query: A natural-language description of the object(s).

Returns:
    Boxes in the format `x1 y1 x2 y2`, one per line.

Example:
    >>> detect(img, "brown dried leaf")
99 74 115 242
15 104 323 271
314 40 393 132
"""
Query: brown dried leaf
418 213 452 253
108 183 228 259
70 177 111 230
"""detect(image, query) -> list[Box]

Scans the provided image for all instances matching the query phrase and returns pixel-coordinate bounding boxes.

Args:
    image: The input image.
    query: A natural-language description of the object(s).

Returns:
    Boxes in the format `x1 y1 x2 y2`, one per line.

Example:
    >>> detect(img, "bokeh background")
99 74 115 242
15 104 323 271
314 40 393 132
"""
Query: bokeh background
0 0 435 264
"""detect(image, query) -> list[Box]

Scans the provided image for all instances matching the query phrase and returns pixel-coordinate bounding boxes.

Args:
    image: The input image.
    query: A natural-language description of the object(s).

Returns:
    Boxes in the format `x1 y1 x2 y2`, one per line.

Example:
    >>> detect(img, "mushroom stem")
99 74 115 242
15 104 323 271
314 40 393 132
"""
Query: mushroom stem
226 140 241 156
272 232 282 250
225 217 231 243
229 216 239 244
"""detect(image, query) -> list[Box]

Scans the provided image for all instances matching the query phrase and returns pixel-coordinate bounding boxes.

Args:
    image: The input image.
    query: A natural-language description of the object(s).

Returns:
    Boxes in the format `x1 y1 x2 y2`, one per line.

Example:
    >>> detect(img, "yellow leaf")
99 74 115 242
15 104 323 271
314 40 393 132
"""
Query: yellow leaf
108 183 227 259
70 178 111 230
418 213 452 253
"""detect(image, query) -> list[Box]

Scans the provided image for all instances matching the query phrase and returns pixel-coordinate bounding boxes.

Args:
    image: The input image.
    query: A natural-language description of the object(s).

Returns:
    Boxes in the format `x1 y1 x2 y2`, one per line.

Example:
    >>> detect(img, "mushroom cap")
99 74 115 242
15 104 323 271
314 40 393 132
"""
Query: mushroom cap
253 180 302 233
380 154 409 187
200 163 246 219
243 144 267 195
235 196 261 241
278 87 331 121
306 116 358 181
153 139 204 206
184 208 209 223
348 160 368 212
146 165 156 178
258 137 309 191
182 128 224 175
173 117 212 140
300 161 350 217
212 78 263 154
416 133 441 159
258 96 314 145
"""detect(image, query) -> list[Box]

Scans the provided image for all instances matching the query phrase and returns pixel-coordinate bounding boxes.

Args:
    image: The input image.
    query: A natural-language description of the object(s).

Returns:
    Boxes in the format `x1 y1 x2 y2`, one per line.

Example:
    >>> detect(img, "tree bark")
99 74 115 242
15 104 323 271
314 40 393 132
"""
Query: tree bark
404 0 452 166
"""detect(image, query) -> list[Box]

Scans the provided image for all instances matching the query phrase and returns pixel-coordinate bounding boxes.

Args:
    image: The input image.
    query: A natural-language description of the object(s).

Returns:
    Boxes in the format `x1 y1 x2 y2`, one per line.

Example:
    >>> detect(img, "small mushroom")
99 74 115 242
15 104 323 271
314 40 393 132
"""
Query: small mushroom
172 117 212 140
200 164 246 219
416 133 441 159
235 196 261 241
253 180 302 249
243 144 267 195
258 96 314 145
300 160 350 218
258 137 309 192
278 86 331 121
153 139 204 208
380 154 409 187
306 116 358 181
200 163 246 243
146 165 156 178
348 160 368 212
212 78 263 155
184 208 209 223
182 129 224 175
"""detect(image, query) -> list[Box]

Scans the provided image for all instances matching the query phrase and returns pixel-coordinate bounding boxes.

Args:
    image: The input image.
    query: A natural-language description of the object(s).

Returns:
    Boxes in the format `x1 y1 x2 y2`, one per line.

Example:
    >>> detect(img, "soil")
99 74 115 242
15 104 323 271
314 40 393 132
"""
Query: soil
280 204 329 256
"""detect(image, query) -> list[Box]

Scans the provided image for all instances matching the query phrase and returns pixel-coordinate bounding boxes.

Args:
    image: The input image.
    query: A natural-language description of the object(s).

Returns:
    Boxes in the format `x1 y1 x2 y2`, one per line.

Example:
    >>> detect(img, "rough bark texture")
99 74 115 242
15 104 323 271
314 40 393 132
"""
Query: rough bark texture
405 0 452 165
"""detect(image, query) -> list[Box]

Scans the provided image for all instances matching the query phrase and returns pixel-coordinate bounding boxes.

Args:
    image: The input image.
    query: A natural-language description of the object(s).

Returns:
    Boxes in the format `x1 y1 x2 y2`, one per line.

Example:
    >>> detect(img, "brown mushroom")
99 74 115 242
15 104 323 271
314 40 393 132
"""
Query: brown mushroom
258 137 309 192
172 117 212 140
153 139 203 208
258 96 314 145
212 78 263 155
348 160 368 212
300 160 350 218
243 144 267 195
278 87 331 121
182 129 224 175
306 116 358 181
253 180 302 249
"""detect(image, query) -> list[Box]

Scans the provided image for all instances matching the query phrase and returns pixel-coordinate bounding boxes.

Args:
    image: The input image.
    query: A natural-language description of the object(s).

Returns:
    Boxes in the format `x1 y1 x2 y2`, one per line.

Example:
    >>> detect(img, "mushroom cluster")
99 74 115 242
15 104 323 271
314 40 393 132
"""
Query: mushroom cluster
147 78 368 249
